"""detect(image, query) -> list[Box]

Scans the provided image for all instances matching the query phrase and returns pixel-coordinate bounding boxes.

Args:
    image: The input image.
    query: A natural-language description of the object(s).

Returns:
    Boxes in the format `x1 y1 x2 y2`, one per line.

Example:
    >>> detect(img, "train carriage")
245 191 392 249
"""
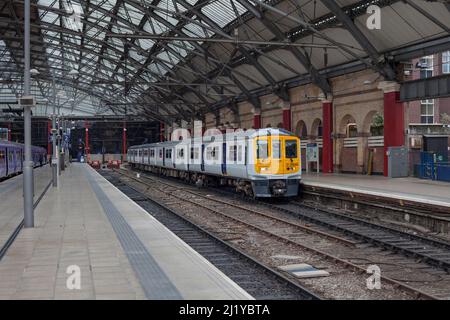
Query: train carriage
0 141 47 180
128 128 301 198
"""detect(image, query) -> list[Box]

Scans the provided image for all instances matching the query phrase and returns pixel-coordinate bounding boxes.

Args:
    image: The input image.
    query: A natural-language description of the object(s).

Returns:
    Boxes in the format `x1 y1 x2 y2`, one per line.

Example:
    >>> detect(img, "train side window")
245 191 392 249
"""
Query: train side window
256 139 269 159
0 150 5 163
228 145 236 161
159 149 163 158
238 145 242 162
194 147 199 159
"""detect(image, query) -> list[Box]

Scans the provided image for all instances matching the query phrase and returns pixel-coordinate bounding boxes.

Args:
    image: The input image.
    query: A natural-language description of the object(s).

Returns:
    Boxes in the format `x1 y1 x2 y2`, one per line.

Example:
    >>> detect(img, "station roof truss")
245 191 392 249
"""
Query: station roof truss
0 0 449 121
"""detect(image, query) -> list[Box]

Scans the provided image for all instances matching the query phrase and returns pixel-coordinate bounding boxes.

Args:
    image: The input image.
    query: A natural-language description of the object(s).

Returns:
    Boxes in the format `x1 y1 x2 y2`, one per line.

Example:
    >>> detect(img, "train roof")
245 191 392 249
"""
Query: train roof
128 128 296 150
0 140 47 151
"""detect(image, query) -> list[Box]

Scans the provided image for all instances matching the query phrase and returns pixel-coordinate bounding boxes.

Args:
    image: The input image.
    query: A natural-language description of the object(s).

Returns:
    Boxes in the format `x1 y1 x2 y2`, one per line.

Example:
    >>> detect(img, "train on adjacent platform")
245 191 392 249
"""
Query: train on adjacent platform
0 141 48 179
127 128 301 198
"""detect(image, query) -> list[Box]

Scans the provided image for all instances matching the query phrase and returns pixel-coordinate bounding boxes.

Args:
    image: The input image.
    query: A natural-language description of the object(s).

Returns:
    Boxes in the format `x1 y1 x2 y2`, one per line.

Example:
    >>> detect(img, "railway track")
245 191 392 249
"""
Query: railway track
300 187 450 239
101 170 320 300
108 167 450 299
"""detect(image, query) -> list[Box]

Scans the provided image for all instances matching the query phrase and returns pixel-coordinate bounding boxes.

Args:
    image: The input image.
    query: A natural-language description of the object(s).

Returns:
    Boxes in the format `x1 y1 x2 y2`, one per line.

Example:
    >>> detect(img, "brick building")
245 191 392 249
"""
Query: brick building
164 51 450 176
408 51 450 124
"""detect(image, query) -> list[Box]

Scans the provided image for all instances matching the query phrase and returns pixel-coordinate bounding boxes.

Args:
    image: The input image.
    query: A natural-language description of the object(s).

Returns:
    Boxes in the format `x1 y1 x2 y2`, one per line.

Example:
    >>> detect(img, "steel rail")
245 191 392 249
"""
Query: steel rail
106 170 321 300
113 168 440 300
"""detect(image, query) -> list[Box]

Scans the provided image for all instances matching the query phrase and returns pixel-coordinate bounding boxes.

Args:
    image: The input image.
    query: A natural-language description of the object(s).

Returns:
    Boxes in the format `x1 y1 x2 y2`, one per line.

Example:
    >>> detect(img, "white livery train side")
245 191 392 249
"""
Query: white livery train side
127 128 301 198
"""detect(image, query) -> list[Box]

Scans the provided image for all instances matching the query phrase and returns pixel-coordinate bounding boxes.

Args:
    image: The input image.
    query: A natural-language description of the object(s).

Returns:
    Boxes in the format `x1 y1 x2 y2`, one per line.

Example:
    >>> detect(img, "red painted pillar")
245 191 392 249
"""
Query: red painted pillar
379 82 404 177
122 121 127 160
253 108 261 129
160 122 165 142
47 120 51 155
322 99 333 173
282 105 291 131
7 123 11 141
85 121 90 162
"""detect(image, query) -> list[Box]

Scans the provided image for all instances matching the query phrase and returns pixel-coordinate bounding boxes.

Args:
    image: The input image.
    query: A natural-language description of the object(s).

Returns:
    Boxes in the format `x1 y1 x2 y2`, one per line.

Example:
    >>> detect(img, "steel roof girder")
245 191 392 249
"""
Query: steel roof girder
319 0 396 80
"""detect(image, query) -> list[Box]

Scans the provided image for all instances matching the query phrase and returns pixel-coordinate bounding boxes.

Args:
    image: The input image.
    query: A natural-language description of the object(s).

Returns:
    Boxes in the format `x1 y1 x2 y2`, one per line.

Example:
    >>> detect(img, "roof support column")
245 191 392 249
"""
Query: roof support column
122 121 127 162
85 121 90 163
281 102 291 132
253 107 261 130
160 122 165 142
47 120 52 155
322 98 334 173
23 0 34 228
7 122 11 141
378 81 404 177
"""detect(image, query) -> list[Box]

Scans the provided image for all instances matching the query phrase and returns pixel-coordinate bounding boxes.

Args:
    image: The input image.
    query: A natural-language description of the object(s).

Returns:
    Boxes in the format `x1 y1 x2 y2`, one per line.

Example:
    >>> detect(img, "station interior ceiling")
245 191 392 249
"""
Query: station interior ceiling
0 0 449 124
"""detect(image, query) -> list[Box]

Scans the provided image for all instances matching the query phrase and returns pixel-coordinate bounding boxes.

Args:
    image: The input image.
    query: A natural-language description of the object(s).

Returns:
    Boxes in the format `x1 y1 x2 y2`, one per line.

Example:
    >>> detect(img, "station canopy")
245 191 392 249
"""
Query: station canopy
0 0 449 120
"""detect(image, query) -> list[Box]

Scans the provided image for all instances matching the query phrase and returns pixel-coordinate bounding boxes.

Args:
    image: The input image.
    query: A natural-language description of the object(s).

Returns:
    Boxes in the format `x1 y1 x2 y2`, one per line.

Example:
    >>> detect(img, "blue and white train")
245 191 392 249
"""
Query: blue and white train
127 128 301 198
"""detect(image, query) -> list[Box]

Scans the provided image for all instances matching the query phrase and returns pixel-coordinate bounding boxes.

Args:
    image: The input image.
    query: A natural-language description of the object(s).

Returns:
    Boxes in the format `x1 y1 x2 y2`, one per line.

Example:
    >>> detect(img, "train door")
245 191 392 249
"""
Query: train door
281 137 300 174
7 149 14 175
0 148 6 177
162 147 165 167
270 137 283 174
201 144 205 172
172 148 176 169
222 141 227 175
19 150 23 171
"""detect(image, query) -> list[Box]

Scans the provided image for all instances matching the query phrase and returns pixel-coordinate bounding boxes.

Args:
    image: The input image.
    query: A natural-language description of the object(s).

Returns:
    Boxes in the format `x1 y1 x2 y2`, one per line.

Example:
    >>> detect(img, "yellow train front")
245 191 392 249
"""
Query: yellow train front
246 129 301 197
127 128 301 198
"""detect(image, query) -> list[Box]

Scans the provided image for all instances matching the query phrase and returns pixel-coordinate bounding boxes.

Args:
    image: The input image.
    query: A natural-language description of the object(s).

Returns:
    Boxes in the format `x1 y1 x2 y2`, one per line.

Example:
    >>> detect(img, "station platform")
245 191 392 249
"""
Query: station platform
0 163 252 300
302 173 450 209
0 165 52 251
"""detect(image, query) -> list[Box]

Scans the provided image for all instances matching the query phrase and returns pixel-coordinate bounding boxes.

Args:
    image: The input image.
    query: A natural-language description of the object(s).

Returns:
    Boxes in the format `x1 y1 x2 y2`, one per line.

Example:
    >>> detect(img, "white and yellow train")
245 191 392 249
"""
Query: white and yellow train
127 128 301 198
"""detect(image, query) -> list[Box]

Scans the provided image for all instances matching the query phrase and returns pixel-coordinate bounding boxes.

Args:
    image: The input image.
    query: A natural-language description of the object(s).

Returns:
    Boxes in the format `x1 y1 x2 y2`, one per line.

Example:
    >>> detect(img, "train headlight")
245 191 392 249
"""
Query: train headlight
260 167 269 172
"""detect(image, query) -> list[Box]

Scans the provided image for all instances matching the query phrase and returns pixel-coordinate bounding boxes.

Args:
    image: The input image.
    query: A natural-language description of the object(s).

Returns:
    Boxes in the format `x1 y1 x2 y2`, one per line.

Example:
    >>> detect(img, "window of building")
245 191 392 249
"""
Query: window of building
419 55 433 78
443 51 450 74
420 99 434 124
346 123 358 138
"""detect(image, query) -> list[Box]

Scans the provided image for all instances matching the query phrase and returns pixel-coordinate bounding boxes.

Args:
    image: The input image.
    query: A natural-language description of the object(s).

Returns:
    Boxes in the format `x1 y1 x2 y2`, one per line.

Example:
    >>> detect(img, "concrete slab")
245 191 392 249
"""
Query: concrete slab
0 163 252 300
303 172 450 208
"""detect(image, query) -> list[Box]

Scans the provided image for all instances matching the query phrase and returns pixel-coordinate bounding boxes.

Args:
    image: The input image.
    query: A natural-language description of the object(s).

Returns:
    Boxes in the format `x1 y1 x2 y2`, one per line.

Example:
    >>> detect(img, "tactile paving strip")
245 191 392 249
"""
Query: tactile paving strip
85 169 182 300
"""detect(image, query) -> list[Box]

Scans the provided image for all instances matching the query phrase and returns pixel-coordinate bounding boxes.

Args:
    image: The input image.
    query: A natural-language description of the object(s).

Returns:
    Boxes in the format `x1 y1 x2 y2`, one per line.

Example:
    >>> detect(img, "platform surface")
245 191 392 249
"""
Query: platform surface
302 173 450 207
0 163 252 300
0 165 52 250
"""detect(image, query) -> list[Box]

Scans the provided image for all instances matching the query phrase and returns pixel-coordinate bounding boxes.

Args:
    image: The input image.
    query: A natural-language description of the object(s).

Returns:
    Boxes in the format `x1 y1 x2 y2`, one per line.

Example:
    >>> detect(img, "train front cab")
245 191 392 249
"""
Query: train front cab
251 134 301 197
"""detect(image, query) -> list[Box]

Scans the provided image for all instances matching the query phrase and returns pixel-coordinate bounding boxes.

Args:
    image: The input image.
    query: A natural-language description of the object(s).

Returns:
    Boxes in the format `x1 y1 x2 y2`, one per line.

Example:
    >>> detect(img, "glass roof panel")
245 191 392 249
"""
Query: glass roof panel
202 1 247 28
